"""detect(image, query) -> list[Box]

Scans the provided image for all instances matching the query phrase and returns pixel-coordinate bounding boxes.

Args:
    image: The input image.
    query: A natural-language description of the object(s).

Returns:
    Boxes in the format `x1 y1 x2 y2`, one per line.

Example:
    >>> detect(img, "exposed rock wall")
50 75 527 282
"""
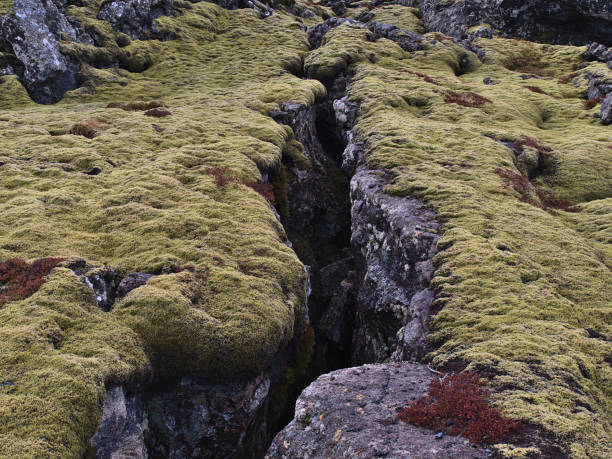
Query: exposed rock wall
415 0 612 45
349 168 439 364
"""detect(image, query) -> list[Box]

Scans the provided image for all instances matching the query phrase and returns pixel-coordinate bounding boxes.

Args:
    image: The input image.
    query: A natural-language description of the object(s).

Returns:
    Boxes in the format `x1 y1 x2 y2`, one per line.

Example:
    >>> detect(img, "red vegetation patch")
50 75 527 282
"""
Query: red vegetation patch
441 90 491 108
495 168 580 212
398 372 521 445
204 166 233 188
106 101 165 112
246 182 276 204
70 118 98 139
525 85 559 99
0 258 65 306
400 69 440 85
144 108 172 118
558 72 579 84
583 97 601 110
502 46 553 77
513 135 552 155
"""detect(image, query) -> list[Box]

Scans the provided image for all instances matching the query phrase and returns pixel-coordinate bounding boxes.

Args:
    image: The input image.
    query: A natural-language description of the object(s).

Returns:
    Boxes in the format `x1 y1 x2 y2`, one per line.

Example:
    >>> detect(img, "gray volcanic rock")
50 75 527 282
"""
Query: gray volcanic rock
584 42 612 64
416 0 612 46
146 374 272 458
90 386 148 459
98 0 175 39
349 169 439 364
601 93 612 125
0 0 78 103
266 362 489 459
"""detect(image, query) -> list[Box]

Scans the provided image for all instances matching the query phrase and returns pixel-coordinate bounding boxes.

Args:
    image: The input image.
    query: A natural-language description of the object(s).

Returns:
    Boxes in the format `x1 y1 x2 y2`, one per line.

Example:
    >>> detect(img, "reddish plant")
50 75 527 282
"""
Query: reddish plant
558 72 579 84
204 166 233 188
432 32 457 44
495 168 580 213
144 108 172 117
0 258 65 306
245 182 275 203
400 69 440 85
441 90 491 108
502 47 553 77
495 167 537 205
70 118 99 139
583 97 601 109
398 372 521 444
106 101 165 112
525 85 558 99
512 135 552 155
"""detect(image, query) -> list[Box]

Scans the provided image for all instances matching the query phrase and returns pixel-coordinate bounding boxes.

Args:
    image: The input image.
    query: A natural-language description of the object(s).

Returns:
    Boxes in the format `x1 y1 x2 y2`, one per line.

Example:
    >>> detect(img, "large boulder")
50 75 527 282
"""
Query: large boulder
0 0 78 103
266 363 490 459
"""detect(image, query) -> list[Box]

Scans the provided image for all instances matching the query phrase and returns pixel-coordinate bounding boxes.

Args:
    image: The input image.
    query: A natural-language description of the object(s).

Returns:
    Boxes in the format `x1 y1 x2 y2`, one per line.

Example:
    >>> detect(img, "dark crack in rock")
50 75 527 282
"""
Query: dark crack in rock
266 362 489 459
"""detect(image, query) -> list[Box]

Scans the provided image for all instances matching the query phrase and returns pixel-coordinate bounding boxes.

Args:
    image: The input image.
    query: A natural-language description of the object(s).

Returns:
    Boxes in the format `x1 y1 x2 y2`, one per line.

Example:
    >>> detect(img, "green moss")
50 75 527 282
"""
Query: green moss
308 26 612 457
0 0 11 14
345 5 424 34
0 5 320 456
0 268 150 458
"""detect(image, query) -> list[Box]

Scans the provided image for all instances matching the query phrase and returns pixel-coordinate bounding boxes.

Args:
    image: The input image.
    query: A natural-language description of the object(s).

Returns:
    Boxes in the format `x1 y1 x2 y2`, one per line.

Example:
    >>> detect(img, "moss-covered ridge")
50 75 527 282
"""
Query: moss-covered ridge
0 4 324 457
304 18 611 458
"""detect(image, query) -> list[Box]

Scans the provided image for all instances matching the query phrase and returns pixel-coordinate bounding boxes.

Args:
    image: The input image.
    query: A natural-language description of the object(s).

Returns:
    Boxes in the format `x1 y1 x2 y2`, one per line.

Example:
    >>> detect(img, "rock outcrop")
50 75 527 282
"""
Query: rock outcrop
349 169 439 364
0 0 78 103
415 0 612 45
98 0 175 39
266 362 489 459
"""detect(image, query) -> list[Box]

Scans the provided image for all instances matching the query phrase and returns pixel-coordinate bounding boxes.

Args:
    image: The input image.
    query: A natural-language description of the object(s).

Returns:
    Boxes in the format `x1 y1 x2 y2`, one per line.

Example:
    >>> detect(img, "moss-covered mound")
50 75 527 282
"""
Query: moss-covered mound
304 16 611 458
0 3 320 456
1 1 611 457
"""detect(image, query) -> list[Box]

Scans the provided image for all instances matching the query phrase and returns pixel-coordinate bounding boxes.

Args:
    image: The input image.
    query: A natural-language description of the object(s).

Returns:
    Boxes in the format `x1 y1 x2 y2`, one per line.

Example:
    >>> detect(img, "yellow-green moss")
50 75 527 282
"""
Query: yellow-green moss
0 5 322 457
0 268 150 458
307 25 612 458
345 4 424 34
0 0 11 15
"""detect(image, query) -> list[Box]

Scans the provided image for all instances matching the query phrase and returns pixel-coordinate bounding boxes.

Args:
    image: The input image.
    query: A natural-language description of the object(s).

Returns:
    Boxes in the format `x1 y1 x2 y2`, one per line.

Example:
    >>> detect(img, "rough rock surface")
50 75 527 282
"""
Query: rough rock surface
90 374 272 458
349 169 439 364
90 386 148 459
98 0 175 39
0 0 78 103
266 362 489 459
146 374 271 458
415 0 612 45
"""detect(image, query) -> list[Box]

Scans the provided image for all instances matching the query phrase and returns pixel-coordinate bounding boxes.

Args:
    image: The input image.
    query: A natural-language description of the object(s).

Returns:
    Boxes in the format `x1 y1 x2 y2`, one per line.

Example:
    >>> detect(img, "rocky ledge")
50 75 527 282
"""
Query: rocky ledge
266 362 489 459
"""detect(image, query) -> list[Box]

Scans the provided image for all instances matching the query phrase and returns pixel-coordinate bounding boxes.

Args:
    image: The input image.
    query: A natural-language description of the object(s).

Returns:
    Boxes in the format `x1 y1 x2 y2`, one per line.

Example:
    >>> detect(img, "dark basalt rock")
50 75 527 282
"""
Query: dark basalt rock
584 42 612 64
415 0 612 46
116 272 154 299
97 0 175 40
0 0 79 103
367 21 425 52
90 386 148 459
348 169 439 364
146 374 272 458
601 93 612 125
266 362 489 459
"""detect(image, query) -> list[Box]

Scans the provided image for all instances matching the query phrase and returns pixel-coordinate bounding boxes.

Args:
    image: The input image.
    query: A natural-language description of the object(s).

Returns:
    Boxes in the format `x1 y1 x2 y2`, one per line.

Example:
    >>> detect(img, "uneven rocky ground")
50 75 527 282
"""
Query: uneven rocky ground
0 0 610 458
